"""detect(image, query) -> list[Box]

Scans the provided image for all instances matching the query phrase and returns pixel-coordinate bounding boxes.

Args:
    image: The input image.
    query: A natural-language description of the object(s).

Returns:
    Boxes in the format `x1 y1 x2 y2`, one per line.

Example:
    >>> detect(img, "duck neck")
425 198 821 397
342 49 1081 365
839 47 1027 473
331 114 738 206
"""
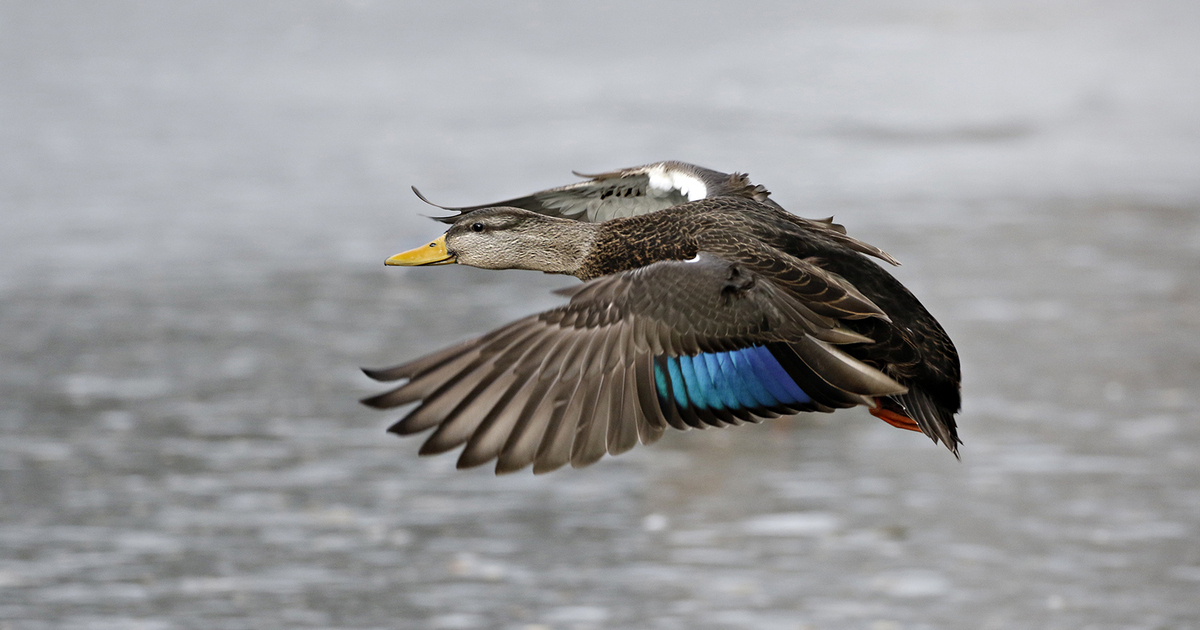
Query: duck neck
520 220 602 277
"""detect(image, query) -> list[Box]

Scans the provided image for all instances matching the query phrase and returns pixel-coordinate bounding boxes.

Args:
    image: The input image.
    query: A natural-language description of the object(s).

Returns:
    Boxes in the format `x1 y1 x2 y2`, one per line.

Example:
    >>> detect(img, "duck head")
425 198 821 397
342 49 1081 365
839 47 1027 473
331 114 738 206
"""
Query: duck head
385 207 599 276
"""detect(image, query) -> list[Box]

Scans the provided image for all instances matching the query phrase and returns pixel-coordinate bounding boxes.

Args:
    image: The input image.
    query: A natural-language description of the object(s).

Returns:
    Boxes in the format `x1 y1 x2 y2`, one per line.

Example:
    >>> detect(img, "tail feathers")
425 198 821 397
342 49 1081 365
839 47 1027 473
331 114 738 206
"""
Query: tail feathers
876 389 960 458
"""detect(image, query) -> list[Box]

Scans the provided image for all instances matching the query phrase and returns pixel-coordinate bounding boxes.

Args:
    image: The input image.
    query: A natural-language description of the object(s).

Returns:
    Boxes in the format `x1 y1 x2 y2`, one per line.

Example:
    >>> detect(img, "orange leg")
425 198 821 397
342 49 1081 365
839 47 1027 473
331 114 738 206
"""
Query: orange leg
869 405 922 432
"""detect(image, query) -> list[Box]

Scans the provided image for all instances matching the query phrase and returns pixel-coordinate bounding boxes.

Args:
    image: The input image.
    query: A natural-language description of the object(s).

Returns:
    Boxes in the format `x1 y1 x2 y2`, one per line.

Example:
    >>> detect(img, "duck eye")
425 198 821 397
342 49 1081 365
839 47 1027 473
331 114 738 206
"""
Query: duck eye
471 222 484 233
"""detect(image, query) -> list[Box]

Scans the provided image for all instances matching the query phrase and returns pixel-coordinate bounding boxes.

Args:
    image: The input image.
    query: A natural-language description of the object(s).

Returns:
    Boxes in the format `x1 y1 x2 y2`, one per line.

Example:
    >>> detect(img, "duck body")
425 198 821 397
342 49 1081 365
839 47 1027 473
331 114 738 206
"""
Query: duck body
581 199 960 444
365 163 961 474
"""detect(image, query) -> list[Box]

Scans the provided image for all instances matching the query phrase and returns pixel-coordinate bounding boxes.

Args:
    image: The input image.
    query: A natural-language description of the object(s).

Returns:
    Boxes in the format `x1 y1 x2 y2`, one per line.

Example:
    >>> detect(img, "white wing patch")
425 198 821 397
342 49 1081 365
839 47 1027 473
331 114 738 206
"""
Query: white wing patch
646 164 708 202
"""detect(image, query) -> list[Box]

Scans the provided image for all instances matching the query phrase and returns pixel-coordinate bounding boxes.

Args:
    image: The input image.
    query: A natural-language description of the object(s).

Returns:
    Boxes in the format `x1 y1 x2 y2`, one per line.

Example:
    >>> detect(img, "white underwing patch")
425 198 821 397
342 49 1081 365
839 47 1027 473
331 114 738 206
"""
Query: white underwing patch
646 164 707 201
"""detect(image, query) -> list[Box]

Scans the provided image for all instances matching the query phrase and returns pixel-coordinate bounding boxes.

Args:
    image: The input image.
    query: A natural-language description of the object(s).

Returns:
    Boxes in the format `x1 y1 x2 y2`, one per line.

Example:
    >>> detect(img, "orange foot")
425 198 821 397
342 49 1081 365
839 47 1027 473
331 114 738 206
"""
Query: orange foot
870 405 922 432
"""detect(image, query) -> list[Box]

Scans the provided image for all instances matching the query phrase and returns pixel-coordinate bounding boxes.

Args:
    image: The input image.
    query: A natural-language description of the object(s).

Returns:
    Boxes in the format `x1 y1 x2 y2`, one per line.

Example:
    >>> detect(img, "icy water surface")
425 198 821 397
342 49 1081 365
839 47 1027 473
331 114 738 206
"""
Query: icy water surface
2 2 1199 629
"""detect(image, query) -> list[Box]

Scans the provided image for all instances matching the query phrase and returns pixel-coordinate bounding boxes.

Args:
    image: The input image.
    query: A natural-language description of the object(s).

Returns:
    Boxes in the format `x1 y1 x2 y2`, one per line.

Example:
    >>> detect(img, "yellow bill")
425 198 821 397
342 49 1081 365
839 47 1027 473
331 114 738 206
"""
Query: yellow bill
385 234 456 266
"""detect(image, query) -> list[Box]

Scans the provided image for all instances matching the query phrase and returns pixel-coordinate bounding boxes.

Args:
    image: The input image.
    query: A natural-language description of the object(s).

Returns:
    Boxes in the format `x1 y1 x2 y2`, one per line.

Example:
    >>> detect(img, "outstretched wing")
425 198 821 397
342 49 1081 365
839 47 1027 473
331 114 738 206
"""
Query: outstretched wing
362 253 905 474
415 161 782 224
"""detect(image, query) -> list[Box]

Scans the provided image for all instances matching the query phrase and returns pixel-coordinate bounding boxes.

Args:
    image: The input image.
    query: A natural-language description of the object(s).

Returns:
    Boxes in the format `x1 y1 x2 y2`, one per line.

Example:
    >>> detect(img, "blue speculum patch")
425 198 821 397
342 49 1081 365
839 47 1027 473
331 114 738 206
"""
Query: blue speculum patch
653 345 811 411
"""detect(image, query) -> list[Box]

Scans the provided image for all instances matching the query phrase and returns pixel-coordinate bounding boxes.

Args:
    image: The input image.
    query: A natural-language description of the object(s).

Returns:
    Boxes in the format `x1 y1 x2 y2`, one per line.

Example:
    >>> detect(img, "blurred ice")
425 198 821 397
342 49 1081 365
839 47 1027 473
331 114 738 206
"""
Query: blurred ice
2 1 1199 628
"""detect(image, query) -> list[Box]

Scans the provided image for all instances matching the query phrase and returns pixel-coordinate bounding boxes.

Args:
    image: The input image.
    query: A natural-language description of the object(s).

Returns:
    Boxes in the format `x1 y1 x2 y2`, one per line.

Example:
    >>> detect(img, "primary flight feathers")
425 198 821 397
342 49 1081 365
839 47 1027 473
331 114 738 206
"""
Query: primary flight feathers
414 161 782 224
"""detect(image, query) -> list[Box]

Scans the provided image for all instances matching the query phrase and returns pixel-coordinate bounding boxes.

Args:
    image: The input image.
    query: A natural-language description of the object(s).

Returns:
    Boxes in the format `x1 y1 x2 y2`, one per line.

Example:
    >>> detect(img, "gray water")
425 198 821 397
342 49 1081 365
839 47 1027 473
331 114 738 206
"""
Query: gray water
3 2 1199 628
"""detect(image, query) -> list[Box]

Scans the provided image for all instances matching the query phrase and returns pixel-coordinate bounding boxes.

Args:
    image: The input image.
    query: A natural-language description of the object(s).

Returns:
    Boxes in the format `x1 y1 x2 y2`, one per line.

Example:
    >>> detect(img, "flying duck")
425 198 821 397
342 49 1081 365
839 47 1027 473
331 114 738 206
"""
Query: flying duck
363 161 961 474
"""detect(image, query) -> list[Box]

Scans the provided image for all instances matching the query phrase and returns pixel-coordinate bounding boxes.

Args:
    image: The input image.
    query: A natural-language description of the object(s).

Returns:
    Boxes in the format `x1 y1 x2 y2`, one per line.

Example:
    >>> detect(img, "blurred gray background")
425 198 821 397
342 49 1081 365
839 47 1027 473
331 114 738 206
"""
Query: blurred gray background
2 1 1199 629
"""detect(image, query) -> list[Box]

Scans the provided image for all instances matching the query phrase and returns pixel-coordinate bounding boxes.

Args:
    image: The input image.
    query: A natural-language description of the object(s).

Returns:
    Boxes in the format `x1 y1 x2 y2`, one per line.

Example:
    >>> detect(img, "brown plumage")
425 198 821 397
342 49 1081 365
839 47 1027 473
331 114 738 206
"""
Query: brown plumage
364 163 961 474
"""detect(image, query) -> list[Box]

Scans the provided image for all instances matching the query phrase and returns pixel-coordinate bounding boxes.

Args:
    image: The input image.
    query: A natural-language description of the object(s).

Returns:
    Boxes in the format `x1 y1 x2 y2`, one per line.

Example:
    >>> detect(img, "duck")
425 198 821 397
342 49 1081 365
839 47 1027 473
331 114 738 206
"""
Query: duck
362 161 961 474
